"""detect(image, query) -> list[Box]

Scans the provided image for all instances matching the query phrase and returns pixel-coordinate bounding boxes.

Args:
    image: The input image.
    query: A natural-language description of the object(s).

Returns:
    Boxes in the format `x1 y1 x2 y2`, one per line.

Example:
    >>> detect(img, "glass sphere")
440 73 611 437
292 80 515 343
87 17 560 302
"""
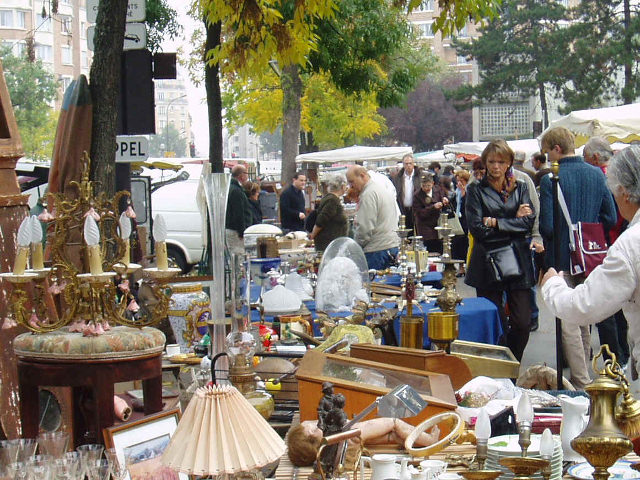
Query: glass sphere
225 330 257 361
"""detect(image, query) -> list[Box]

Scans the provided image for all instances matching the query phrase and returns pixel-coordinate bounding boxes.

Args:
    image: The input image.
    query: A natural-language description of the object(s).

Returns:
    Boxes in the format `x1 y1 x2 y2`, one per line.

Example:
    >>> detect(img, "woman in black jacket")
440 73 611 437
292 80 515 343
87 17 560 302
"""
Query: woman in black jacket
465 140 535 361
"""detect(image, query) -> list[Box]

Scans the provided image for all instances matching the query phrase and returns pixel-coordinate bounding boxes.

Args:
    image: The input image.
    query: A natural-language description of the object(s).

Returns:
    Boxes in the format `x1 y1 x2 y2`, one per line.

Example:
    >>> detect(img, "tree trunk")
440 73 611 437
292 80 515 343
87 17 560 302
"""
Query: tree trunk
281 64 302 186
623 0 632 104
89 0 127 196
204 20 223 173
538 81 549 129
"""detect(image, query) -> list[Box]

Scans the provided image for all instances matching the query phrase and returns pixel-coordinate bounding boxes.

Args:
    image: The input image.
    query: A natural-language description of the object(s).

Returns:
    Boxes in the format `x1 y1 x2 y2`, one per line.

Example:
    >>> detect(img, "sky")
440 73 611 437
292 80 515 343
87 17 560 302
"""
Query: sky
161 0 210 156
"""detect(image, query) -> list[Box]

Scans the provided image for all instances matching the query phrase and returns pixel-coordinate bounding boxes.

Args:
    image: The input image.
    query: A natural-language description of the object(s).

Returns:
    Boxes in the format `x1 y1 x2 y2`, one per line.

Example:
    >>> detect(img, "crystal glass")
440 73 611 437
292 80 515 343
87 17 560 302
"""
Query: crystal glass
76 445 104 480
37 432 69 459
54 457 79 480
15 440 38 463
103 449 126 480
85 460 109 480
60 452 81 480
6 462 27 480
0 440 21 470
26 455 54 480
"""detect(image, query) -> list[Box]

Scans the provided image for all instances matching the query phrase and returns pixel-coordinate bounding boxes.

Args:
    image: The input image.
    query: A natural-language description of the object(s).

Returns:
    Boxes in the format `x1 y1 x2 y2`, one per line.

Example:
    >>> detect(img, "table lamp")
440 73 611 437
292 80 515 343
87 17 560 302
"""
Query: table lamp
162 385 285 479
516 392 534 457
475 408 491 470
539 428 554 480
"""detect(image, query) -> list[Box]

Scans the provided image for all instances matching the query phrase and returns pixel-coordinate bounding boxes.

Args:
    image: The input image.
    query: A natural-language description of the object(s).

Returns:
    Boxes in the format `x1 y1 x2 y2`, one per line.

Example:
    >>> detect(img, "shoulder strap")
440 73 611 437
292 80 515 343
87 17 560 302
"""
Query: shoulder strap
548 172 576 250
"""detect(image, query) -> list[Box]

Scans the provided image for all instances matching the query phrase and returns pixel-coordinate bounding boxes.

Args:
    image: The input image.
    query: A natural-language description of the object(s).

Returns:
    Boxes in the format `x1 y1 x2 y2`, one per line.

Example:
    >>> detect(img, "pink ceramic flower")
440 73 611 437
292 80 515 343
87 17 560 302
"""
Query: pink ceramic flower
38 208 54 222
84 207 101 221
69 319 85 332
94 322 105 335
125 205 137 219
118 280 130 293
127 299 140 313
2 316 17 329
102 321 112 331
28 312 40 329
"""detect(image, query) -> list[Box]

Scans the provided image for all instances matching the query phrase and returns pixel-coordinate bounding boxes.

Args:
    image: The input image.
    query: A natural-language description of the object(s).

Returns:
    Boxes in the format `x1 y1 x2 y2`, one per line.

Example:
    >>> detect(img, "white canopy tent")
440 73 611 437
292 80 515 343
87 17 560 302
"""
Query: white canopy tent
540 103 640 147
295 145 412 167
443 139 542 159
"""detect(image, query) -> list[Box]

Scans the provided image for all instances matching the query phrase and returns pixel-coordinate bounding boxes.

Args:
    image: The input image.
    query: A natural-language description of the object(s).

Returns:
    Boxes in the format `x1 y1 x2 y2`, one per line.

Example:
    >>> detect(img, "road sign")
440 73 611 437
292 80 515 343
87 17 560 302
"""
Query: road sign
87 0 146 23
87 23 147 51
116 135 149 162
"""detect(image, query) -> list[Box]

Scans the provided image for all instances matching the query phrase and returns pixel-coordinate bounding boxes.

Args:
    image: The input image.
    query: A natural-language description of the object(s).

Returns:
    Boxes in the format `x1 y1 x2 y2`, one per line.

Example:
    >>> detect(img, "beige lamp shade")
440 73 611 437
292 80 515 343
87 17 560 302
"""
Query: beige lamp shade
162 385 285 476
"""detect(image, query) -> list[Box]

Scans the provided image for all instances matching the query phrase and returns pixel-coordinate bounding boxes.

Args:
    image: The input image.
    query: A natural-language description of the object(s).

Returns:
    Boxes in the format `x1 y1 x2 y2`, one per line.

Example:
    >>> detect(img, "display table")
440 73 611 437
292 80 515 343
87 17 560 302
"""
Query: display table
250 297 501 347
14 326 165 446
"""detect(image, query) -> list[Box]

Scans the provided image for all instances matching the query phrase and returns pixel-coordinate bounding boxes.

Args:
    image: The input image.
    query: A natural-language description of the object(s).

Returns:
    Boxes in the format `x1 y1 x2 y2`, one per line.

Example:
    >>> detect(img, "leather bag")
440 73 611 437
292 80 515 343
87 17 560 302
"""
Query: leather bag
485 244 523 282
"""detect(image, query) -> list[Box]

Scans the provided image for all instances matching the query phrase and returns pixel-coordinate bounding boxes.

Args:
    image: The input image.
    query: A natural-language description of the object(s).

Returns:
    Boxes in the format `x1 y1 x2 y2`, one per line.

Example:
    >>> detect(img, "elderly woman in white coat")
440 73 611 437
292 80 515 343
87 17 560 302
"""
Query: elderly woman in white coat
542 145 640 371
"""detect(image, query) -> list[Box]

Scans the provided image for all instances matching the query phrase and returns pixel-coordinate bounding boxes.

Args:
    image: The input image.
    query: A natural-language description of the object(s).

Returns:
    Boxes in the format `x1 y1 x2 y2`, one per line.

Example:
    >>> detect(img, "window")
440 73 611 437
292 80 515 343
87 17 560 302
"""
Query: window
0 10 13 27
181 120 185 130
61 45 72 64
61 16 72 34
80 21 86 38
415 0 434 11
480 103 530 137
81 51 88 68
457 55 469 65
158 106 166 115
60 76 72 93
38 16 52 32
158 120 165 129
414 21 434 38
157 92 165 100
16 11 26 28
35 43 53 62
456 24 469 37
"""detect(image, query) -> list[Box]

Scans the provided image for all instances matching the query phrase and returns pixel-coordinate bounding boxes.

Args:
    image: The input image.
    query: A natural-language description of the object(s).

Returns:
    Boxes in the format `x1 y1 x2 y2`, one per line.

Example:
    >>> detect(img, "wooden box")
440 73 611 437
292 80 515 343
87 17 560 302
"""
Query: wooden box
349 343 472 390
295 350 457 426
449 340 520 379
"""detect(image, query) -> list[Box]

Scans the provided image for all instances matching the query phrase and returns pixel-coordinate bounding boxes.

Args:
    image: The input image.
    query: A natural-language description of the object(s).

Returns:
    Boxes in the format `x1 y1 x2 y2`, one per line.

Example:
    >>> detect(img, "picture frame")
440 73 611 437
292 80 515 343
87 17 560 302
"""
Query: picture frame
103 408 187 480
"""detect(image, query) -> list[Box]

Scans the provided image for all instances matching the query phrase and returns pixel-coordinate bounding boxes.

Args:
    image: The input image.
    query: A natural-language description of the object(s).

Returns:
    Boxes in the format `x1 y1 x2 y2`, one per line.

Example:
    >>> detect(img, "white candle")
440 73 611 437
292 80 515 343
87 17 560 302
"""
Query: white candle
118 211 132 266
30 215 44 270
84 215 103 275
153 214 168 270
14 216 31 275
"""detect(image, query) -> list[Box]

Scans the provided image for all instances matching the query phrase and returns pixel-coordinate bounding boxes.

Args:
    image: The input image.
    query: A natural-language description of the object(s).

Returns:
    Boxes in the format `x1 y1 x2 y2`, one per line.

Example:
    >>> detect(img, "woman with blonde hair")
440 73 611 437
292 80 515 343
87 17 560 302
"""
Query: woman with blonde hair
465 139 536 361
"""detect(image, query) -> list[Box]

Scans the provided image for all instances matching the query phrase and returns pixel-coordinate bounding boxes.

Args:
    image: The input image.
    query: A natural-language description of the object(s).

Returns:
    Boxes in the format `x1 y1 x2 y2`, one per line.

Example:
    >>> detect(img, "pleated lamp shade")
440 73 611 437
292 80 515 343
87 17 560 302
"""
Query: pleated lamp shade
162 385 285 476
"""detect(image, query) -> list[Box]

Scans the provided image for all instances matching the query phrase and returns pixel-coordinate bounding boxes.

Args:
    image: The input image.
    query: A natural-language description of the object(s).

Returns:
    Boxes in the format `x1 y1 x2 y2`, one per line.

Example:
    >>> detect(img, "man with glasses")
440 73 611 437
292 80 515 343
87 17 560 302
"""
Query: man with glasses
392 153 422 231
539 127 616 389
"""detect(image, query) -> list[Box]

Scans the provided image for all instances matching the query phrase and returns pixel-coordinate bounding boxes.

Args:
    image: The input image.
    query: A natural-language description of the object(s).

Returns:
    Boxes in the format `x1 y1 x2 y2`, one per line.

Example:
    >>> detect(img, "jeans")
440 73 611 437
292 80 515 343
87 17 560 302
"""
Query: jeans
365 247 399 270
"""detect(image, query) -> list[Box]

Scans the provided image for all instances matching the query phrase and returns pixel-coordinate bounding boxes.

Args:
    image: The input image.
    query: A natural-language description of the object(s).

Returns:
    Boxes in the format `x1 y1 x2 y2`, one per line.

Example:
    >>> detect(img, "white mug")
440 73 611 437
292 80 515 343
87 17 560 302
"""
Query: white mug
166 343 180 357
361 454 398 480
438 474 462 480
419 460 446 479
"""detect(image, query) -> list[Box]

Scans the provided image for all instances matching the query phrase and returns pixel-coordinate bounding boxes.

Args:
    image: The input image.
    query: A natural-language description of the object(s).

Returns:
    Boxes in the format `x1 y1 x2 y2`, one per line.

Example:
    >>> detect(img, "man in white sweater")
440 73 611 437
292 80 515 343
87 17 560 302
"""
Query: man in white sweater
346 165 400 270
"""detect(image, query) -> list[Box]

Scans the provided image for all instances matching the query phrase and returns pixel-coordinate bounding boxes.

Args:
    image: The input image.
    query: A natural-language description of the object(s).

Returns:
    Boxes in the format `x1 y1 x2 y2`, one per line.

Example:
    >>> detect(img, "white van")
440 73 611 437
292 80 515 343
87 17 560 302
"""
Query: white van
136 163 206 272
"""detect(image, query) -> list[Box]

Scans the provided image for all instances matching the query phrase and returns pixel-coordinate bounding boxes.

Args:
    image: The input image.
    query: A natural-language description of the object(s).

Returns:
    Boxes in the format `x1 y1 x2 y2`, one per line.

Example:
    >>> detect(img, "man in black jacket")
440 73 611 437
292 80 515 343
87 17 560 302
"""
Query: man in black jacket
225 165 252 256
279 172 307 232
392 153 421 231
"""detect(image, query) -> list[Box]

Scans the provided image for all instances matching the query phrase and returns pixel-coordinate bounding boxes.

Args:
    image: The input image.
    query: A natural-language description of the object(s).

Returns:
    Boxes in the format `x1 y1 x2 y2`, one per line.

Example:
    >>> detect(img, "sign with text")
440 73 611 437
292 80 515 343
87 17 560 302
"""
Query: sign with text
116 135 149 162
87 0 146 23
88 23 147 51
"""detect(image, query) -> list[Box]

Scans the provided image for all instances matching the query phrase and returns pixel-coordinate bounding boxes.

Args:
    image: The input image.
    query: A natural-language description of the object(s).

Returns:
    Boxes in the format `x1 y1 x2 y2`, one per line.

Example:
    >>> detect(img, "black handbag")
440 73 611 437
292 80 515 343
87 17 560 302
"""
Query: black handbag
486 244 522 282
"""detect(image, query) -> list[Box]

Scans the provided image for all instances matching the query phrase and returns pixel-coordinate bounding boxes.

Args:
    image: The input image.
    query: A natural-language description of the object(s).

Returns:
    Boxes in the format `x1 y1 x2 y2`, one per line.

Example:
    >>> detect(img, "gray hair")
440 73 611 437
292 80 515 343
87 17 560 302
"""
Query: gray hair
326 173 347 193
584 136 613 162
606 145 640 205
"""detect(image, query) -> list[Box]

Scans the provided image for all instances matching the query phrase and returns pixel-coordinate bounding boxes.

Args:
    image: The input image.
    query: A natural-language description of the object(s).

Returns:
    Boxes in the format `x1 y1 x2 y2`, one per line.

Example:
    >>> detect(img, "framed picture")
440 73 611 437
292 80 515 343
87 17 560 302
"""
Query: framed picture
104 408 187 480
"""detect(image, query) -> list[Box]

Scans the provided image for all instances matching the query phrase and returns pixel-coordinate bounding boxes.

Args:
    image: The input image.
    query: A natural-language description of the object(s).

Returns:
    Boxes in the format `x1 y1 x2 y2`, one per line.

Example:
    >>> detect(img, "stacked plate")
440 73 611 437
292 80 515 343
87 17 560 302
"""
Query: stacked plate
485 434 563 480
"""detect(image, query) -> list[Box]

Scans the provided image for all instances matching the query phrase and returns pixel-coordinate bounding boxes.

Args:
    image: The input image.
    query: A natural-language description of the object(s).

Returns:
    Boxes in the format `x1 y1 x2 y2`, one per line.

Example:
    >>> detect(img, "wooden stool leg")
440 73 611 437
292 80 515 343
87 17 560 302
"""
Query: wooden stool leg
142 375 163 415
18 381 40 439
94 373 115 445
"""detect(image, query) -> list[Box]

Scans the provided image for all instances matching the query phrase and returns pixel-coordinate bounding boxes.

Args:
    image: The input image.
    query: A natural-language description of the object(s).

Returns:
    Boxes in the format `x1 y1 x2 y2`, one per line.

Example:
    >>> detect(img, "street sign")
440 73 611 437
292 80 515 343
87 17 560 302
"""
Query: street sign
87 23 147 51
116 135 149 162
87 0 146 23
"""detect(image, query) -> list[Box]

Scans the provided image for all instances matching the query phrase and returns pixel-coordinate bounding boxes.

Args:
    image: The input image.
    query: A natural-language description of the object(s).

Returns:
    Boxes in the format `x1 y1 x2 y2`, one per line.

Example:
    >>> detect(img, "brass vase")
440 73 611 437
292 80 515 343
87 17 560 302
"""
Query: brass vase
571 347 632 480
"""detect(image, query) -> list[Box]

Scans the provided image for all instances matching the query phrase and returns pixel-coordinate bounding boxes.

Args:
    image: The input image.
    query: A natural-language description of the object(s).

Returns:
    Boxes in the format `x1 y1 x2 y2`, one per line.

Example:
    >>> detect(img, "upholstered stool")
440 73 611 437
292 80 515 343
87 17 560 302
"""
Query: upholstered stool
14 326 165 446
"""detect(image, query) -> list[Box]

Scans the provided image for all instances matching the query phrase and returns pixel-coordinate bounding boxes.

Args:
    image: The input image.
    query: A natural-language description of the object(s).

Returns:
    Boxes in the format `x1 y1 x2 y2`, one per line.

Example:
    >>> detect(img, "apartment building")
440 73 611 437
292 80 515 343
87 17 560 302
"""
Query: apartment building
0 0 92 108
154 79 193 156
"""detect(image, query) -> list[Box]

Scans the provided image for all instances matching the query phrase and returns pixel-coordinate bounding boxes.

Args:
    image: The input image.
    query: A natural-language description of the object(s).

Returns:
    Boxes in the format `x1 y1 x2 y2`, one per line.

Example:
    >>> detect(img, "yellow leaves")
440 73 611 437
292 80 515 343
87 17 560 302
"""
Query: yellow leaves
201 0 336 77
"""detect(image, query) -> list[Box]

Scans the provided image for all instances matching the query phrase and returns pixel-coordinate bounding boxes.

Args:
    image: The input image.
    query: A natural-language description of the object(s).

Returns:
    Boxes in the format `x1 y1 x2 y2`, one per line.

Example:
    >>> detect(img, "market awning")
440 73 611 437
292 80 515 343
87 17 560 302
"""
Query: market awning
295 145 412 164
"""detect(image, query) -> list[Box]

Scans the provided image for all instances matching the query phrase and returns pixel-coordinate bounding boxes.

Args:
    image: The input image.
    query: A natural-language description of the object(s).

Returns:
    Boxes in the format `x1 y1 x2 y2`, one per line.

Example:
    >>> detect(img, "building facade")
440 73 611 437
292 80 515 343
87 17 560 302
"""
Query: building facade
0 0 92 108
154 79 193 157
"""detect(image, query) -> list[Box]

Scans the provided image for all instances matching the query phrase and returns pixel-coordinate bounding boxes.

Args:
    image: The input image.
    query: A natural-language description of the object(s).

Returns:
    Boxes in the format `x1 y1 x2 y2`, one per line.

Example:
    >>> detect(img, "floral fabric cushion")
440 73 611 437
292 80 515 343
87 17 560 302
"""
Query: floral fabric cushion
13 326 166 361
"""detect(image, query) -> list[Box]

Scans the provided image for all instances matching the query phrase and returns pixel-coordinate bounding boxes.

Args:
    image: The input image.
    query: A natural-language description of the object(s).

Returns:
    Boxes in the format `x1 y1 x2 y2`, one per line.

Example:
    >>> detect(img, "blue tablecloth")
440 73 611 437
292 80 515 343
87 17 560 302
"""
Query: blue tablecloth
249 285 502 347
375 272 443 288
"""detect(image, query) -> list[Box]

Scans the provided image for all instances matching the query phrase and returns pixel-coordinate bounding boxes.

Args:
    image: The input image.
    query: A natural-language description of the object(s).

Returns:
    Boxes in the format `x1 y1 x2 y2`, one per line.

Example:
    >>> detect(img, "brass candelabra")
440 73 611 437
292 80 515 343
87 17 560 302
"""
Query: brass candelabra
0 153 179 333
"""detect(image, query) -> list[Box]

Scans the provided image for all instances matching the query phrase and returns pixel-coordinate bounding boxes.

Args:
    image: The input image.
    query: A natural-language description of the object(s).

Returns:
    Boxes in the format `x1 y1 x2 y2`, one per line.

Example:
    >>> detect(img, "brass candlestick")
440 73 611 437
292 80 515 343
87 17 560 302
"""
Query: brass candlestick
571 345 632 480
499 457 549 480
427 212 462 352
